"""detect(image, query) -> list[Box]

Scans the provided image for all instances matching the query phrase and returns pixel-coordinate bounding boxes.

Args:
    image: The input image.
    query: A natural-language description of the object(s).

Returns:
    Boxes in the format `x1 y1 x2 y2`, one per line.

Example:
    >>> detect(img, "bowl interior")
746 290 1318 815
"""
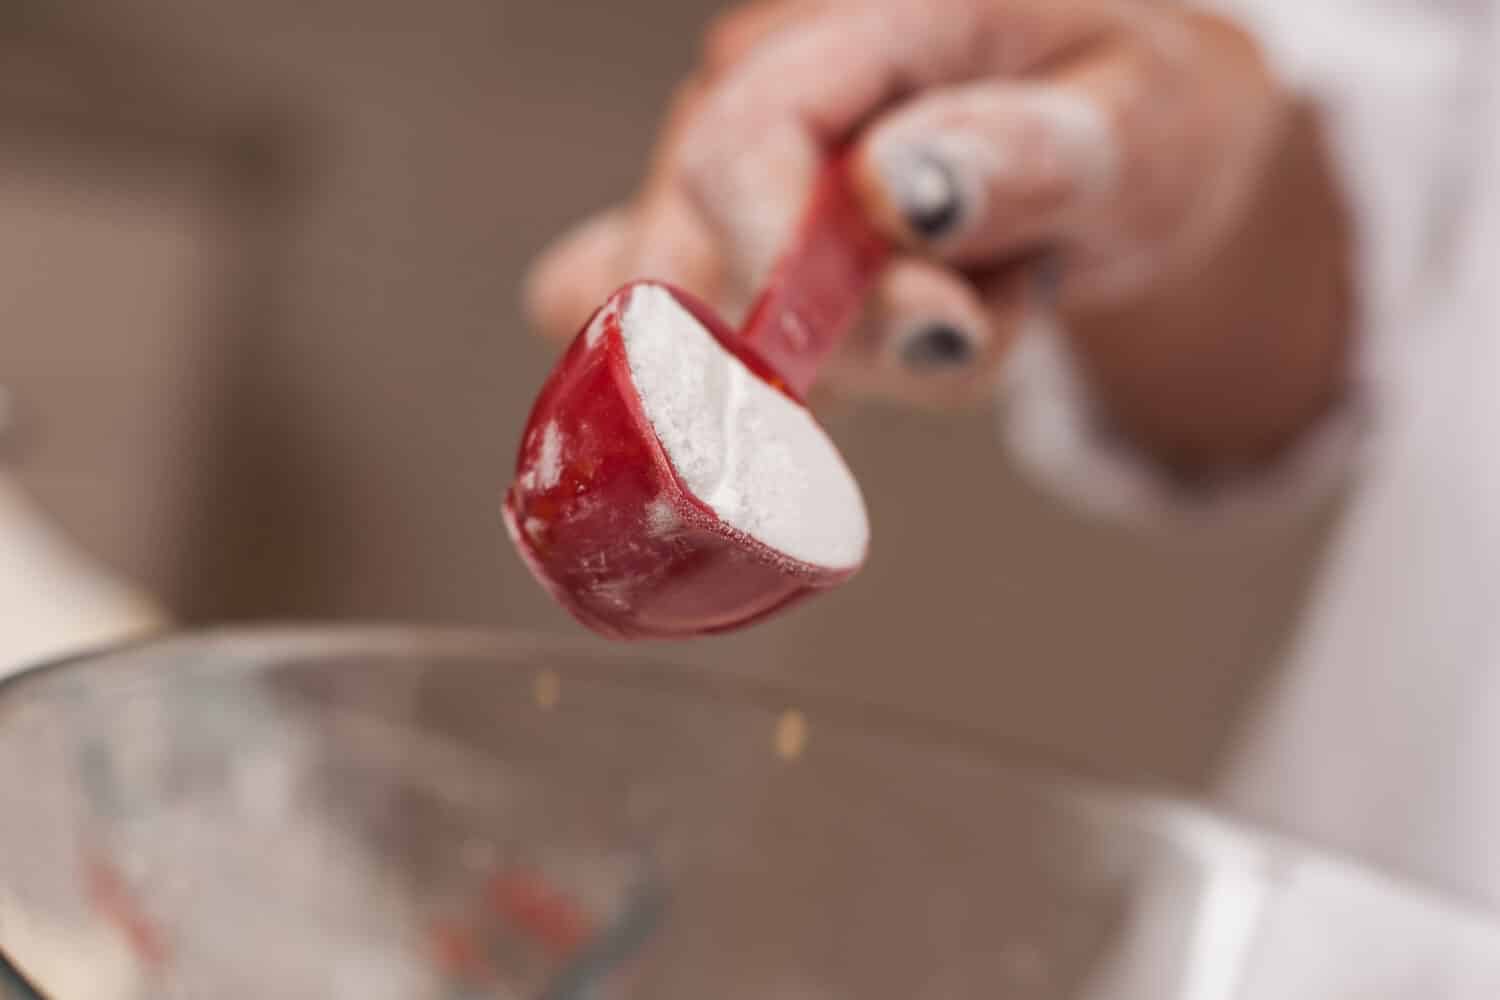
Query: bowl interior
1 629 1498 999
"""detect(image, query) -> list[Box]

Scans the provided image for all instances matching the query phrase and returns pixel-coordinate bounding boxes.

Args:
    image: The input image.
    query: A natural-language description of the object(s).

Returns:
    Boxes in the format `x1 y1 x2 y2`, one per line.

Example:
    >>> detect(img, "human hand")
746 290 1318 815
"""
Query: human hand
526 0 1308 416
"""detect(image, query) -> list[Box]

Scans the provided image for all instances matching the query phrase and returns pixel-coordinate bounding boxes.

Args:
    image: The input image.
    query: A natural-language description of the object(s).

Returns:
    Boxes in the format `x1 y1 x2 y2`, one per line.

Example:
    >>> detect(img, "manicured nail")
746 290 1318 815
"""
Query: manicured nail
898 322 977 371
886 149 965 240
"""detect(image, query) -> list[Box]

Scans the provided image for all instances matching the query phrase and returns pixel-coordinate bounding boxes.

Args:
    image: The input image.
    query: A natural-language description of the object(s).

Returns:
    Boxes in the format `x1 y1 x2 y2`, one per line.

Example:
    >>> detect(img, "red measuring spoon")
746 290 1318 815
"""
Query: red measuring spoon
505 156 888 639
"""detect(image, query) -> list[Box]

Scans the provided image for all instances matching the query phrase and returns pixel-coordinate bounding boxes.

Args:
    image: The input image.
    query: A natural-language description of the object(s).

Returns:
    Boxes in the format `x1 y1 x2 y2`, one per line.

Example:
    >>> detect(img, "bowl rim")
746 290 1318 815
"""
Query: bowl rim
0 623 1127 786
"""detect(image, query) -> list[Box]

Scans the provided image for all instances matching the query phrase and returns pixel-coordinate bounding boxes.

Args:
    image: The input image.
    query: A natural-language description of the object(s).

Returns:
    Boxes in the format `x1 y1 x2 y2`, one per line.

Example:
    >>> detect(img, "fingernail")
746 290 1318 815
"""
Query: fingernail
883 148 965 240
898 322 977 371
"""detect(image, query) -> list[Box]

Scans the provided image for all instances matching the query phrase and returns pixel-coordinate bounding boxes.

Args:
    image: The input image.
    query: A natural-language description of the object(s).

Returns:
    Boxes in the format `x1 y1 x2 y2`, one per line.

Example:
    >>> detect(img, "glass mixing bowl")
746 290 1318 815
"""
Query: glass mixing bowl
2 628 1498 999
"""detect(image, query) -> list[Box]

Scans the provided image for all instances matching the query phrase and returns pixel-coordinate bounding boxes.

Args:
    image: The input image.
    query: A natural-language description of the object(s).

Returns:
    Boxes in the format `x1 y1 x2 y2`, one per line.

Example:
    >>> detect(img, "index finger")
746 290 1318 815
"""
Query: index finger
667 0 1110 290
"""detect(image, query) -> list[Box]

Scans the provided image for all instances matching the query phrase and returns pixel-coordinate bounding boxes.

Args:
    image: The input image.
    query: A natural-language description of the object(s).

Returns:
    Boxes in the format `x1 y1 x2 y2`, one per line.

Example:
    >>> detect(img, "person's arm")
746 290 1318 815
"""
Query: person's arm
1063 94 1352 484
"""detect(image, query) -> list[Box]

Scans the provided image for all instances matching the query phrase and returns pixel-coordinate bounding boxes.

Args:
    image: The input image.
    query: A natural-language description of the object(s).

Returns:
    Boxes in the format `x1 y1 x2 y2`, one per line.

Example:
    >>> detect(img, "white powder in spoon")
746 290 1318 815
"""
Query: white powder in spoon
616 283 868 570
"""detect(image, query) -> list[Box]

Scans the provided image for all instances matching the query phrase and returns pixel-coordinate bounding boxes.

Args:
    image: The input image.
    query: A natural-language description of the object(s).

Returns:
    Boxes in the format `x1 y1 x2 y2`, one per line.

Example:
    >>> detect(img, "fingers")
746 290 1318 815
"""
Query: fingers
852 11 1280 303
853 81 1117 265
528 0 1114 329
526 1 831 338
665 0 1101 303
818 254 1035 407
525 216 1040 410
700 0 828 78
528 0 1253 409
524 208 635 341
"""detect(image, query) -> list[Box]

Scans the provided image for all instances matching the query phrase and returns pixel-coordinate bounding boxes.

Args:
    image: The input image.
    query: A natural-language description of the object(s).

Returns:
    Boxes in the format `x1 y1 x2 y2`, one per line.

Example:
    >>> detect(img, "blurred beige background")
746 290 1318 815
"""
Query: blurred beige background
0 0 1340 792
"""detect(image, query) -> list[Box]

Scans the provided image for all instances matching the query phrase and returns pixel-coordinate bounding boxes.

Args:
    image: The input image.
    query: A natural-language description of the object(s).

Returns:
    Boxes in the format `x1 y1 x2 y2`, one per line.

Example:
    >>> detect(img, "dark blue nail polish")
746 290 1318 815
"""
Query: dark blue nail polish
897 152 963 240
899 323 976 371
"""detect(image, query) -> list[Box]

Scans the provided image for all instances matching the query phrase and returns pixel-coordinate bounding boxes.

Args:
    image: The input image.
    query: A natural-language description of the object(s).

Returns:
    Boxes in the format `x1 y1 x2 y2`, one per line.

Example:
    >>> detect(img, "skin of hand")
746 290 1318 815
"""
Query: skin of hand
526 0 1351 481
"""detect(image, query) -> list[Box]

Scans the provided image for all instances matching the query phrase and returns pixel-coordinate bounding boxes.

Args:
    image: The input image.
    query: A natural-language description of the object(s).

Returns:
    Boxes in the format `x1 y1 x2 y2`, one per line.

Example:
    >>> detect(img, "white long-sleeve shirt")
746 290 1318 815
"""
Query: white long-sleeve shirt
1006 0 1500 910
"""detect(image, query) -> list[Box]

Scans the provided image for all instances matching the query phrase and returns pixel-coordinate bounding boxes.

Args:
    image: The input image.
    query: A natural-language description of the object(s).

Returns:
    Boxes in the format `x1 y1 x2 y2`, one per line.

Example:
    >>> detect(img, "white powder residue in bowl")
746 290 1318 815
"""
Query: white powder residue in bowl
619 283 868 570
